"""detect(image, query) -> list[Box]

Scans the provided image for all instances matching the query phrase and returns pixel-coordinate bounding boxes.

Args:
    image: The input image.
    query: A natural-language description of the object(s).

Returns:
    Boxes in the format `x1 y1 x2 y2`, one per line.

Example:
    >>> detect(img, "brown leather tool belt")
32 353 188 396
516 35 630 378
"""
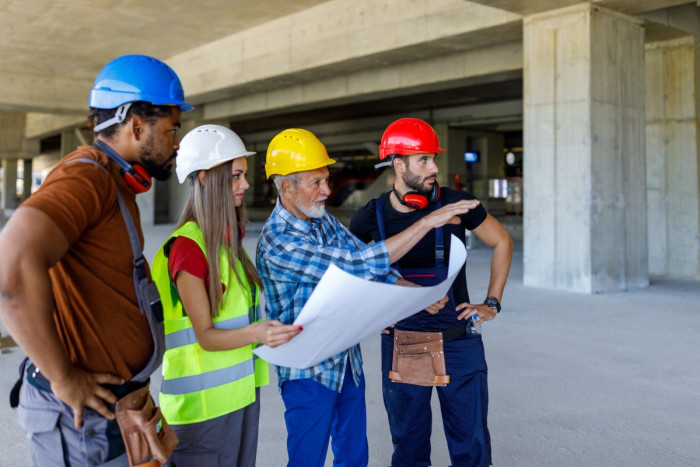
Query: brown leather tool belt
114 385 178 466
387 322 471 387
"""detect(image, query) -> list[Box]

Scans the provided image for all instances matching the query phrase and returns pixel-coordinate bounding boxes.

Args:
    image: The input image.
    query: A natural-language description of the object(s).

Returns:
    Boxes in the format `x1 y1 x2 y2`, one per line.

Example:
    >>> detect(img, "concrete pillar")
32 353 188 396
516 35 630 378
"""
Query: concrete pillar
1 159 19 213
23 138 41 194
0 111 26 214
22 158 33 200
646 37 700 279
523 4 648 293
0 111 26 157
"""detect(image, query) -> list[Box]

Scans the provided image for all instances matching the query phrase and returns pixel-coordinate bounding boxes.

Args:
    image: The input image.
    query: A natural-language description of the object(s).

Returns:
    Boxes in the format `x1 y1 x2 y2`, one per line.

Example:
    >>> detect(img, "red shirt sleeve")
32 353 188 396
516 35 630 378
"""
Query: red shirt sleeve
169 236 209 286
168 236 227 294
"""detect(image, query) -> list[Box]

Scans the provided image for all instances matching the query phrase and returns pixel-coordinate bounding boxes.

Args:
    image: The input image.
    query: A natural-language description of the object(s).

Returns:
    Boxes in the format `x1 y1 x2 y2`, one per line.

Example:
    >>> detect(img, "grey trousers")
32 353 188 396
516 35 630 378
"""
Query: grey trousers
17 379 128 466
166 388 261 467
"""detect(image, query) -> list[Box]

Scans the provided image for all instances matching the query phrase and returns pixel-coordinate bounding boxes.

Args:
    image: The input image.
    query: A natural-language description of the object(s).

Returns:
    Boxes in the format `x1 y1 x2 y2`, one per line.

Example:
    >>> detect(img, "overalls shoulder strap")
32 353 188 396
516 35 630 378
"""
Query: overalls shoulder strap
374 192 444 267
374 195 388 242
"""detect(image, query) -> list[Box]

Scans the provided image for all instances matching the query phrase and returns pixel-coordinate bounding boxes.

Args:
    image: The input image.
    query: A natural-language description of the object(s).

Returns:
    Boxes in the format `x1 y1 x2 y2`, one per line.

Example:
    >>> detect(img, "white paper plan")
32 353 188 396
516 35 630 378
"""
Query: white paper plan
254 235 467 369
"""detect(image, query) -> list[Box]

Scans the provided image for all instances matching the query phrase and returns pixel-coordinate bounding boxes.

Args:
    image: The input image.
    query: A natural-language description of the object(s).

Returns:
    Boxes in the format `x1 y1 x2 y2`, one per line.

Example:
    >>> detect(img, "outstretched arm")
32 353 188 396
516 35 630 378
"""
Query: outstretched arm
0 207 123 428
263 199 481 284
385 199 480 263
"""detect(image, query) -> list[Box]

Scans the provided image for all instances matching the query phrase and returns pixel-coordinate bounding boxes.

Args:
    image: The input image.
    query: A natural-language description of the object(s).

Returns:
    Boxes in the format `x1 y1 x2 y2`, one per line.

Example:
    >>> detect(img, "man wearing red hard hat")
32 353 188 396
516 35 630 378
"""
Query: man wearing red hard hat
351 118 513 467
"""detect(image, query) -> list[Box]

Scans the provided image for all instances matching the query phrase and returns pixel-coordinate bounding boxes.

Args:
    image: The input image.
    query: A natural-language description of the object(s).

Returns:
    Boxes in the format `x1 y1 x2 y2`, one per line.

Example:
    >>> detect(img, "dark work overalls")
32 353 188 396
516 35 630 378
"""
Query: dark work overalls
376 195 492 467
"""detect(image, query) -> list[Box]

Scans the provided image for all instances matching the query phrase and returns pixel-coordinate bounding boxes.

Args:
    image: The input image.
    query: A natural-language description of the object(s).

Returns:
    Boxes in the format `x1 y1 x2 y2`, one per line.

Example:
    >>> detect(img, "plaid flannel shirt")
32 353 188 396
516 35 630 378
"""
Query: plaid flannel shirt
256 199 401 392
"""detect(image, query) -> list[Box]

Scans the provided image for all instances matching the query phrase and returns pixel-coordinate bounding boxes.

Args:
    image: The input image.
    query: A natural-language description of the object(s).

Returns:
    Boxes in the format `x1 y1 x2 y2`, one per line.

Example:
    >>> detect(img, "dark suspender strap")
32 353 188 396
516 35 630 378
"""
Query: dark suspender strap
375 195 400 270
376 192 444 266
375 196 387 242
94 140 131 174
434 196 444 264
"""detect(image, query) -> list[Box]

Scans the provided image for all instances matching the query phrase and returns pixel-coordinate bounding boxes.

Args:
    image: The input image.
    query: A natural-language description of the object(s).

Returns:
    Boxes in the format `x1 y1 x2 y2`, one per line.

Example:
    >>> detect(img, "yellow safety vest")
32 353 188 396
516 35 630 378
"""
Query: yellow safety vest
153 221 269 425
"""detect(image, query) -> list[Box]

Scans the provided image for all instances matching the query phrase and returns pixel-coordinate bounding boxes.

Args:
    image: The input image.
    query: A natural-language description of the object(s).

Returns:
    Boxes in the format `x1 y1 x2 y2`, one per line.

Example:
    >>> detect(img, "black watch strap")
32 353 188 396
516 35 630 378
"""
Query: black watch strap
484 296 501 313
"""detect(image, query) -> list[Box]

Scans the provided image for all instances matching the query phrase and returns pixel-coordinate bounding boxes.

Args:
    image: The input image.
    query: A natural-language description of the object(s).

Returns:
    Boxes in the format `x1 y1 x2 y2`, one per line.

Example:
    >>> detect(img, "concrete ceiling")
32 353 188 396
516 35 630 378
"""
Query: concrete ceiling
1 0 696 123
0 0 330 112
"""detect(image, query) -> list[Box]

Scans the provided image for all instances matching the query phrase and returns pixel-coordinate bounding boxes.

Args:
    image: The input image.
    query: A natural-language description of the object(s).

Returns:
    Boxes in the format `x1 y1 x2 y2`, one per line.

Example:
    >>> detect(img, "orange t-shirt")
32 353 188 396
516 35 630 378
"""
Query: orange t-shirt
22 146 153 380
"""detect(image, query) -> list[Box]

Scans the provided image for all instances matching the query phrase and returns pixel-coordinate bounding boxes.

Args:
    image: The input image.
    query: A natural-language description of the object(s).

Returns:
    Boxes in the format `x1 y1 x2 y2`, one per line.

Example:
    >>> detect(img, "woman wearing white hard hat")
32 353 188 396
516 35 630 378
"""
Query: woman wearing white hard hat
152 125 301 465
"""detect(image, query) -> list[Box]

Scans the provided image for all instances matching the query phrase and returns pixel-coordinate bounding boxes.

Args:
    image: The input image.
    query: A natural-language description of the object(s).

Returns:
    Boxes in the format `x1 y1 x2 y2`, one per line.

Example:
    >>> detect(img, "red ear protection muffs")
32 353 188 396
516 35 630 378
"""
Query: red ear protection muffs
122 164 152 193
94 140 152 193
393 183 440 210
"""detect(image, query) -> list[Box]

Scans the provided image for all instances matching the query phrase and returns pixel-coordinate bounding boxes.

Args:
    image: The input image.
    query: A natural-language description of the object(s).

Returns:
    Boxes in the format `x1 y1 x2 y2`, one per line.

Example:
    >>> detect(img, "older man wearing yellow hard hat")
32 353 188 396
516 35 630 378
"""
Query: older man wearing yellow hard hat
256 128 481 466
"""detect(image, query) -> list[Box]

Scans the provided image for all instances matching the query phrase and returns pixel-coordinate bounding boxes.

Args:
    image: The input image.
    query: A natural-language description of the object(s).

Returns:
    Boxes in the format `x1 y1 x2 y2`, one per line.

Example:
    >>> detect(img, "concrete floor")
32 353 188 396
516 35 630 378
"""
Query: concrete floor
1 220 699 466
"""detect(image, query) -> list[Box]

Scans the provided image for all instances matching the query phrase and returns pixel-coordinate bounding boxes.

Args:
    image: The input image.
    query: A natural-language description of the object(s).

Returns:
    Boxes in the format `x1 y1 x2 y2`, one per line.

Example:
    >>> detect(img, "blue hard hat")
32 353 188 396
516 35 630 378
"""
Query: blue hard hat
89 54 193 111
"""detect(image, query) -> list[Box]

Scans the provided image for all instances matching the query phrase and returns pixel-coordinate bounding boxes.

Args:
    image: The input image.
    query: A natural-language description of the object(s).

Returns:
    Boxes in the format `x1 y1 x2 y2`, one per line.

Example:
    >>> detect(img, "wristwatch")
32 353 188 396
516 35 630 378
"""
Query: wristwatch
484 296 501 313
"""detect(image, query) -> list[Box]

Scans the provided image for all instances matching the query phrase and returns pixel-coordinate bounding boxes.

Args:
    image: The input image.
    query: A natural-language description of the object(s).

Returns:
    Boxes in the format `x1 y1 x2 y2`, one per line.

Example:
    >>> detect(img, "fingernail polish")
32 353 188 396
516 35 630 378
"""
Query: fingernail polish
298 326 303 331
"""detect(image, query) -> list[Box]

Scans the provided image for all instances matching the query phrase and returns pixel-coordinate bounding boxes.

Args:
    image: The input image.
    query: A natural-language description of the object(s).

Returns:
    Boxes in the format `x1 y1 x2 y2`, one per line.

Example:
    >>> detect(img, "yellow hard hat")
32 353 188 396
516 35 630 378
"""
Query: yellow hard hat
265 128 336 178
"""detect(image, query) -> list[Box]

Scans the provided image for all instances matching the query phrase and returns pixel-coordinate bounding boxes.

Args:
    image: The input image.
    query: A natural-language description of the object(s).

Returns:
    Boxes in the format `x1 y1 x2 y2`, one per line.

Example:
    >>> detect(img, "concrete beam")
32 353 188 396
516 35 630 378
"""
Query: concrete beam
0 67 89 115
596 0 693 15
641 2 700 42
203 41 523 121
170 0 522 106
25 113 85 139
466 0 692 16
464 0 583 15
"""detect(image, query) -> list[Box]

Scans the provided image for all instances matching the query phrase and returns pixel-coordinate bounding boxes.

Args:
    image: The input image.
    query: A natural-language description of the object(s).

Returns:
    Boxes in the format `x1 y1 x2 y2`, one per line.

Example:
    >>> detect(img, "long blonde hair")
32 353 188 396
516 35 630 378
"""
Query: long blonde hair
176 160 262 317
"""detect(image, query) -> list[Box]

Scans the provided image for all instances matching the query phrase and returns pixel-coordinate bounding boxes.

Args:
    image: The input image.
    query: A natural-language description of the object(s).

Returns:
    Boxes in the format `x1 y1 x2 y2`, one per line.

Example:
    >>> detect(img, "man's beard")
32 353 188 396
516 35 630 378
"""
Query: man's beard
139 136 176 181
403 166 433 195
296 195 327 219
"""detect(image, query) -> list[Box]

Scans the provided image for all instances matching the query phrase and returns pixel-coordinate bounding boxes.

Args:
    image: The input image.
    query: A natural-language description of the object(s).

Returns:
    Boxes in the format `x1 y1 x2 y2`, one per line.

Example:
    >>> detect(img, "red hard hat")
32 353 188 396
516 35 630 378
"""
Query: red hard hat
378 118 445 160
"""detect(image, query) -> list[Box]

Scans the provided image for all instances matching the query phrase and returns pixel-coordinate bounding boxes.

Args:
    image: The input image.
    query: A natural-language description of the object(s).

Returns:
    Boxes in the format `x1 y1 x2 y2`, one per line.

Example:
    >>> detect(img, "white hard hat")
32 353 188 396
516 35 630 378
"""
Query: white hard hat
176 125 255 184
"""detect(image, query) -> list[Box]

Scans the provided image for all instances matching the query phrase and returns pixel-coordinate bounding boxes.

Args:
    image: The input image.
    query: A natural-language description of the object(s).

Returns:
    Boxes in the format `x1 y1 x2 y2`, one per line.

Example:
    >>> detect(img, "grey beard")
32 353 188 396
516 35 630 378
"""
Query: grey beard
297 200 326 219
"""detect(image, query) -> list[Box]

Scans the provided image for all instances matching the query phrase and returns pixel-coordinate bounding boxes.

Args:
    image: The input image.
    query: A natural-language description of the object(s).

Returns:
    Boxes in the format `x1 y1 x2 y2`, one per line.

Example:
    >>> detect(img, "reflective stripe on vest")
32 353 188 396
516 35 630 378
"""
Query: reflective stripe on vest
165 312 253 349
153 221 269 425
161 359 255 395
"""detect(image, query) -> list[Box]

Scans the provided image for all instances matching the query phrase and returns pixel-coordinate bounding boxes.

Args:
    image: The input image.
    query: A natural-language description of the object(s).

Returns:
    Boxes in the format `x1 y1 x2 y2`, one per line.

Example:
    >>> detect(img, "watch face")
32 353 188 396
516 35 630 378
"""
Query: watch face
485 296 500 311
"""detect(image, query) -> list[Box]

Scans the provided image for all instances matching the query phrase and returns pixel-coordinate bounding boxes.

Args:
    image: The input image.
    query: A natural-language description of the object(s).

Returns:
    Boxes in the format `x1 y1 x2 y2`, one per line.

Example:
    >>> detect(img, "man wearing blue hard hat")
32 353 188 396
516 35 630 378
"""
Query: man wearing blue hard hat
0 54 192 466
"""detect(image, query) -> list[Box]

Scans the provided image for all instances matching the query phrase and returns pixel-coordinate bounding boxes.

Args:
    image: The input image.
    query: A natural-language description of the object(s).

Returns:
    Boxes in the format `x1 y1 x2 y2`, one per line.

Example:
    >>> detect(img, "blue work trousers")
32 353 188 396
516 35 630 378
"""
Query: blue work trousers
381 333 491 467
280 365 368 467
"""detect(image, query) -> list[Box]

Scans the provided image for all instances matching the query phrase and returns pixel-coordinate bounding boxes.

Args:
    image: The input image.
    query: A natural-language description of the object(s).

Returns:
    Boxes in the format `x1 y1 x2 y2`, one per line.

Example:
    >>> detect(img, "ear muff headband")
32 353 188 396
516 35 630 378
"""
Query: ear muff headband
94 140 152 193
393 183 440 210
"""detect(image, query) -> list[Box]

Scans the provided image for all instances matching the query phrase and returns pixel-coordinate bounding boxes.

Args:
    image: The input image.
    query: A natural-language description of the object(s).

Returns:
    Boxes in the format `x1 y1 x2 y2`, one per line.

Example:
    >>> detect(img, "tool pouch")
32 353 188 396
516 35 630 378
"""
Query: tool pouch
114 385 178 466
389 330 450 387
